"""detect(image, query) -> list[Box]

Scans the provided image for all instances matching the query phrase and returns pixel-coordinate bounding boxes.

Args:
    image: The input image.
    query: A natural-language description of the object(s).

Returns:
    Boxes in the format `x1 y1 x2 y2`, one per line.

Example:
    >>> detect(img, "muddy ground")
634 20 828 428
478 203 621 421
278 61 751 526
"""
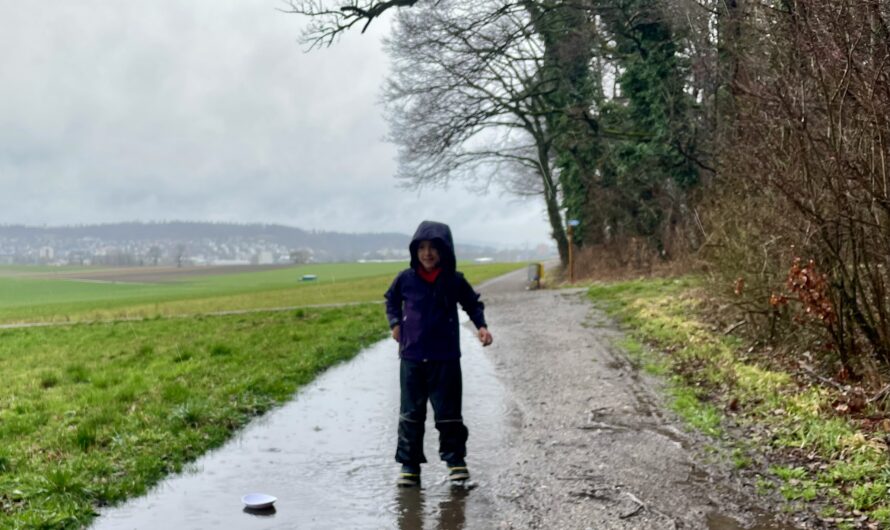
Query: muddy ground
90 269 800 529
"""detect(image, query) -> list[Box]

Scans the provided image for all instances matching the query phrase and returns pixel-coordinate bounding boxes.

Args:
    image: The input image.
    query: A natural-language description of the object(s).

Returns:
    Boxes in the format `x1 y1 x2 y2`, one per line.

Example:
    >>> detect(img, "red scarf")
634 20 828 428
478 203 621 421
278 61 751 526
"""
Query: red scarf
417 266 442 283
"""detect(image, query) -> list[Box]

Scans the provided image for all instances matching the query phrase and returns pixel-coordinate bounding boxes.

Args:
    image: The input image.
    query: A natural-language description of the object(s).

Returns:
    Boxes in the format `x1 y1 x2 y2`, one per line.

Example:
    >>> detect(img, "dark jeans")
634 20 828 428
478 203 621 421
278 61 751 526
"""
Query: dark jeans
396 358 468 466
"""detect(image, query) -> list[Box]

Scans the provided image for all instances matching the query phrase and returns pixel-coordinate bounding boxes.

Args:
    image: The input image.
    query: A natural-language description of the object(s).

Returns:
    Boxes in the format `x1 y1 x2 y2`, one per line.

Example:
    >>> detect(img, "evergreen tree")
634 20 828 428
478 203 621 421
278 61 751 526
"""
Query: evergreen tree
596 0 699 255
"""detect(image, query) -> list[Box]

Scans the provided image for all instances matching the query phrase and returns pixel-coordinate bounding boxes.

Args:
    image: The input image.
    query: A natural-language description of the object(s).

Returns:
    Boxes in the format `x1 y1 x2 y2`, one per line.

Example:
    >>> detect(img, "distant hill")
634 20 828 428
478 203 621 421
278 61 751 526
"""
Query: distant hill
0 221 410 254
0 221 403 244
0 221 552 266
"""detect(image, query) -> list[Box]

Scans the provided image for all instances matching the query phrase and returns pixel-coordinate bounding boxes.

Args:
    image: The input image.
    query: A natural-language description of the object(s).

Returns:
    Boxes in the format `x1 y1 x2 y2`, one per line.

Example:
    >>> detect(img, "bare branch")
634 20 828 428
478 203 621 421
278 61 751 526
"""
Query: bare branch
283 0 424 48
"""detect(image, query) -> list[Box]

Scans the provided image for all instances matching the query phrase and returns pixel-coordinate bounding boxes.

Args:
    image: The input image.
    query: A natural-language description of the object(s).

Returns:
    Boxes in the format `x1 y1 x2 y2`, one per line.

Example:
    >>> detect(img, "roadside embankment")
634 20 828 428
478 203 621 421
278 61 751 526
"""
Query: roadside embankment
588 277 890 529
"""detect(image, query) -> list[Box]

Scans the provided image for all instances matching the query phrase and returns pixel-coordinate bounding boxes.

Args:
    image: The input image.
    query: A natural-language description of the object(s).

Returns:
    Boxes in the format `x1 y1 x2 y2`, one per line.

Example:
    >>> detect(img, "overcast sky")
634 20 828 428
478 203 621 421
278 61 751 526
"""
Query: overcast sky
0 1 553 248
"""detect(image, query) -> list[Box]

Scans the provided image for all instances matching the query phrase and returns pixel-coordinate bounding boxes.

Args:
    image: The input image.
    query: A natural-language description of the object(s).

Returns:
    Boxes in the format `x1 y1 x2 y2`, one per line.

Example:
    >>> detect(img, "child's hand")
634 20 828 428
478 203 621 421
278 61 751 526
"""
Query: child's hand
477 327 493 347
391 325 400 342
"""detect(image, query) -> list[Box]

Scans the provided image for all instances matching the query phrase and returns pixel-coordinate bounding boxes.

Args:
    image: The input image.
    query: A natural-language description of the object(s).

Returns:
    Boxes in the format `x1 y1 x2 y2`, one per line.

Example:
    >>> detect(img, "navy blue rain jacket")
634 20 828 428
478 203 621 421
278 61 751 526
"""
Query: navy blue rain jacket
384 221 487 361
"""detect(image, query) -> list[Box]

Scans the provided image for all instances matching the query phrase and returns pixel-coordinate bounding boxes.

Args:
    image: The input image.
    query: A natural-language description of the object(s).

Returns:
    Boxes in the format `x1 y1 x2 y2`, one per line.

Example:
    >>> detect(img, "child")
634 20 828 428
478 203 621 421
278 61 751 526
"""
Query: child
384 220 493 487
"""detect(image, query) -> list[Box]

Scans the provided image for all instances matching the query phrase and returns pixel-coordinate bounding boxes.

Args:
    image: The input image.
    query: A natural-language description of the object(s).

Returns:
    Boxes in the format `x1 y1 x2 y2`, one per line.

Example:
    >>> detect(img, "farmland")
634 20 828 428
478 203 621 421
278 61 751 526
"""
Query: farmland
0 261 522 528
0 262 520 324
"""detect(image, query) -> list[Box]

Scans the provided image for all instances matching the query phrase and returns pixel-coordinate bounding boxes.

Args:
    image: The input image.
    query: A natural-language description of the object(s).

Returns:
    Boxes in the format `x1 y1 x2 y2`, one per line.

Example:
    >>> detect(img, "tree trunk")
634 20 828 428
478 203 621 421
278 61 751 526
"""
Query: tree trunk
716 0 742 129
525 0 600 249
544 183 569 267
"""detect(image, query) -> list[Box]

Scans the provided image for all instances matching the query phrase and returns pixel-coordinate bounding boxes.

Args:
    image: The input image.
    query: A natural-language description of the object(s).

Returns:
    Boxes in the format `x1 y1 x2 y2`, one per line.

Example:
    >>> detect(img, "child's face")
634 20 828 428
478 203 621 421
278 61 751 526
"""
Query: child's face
417 240 440 271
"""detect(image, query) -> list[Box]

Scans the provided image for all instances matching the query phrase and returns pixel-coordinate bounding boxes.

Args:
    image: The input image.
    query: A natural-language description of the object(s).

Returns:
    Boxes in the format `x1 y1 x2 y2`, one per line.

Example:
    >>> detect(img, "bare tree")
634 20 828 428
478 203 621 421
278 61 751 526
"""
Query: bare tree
147 245 162 266
173 244 187 268
383 0 576 263
290 248 312 264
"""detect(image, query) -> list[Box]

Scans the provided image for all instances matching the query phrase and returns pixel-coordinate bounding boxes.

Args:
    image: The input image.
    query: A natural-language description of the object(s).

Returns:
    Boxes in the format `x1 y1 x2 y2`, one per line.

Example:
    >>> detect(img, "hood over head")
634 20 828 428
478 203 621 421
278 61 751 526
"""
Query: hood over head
409 220 456 272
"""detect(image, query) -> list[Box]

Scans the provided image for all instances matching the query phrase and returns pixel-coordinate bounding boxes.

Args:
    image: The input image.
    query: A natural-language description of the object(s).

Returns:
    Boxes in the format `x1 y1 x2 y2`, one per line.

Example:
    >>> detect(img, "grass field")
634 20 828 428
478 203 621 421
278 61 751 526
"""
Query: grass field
0 262 521 529
0 262 520 324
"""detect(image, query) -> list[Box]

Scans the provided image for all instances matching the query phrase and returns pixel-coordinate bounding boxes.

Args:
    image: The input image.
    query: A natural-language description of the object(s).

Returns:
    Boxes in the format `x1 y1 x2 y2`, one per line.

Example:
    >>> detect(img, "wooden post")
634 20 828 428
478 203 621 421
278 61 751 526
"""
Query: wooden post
567 224 575 283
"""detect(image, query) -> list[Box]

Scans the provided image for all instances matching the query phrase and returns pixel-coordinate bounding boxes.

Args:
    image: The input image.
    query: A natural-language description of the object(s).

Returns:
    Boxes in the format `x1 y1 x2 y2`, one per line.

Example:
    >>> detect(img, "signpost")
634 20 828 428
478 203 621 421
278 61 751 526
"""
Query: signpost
527 262 543 289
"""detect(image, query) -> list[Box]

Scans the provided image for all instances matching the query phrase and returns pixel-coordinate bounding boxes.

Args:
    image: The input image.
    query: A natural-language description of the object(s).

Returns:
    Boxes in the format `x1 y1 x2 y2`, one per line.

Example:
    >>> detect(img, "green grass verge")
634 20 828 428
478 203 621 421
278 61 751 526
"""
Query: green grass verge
0 304 387 528
587 277 890 525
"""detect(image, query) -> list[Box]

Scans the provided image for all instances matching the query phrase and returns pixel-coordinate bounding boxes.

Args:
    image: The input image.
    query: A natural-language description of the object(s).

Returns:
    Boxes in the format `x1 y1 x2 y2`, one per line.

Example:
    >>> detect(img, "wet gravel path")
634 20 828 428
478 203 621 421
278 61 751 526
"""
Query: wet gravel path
90 269 797 529
480 275 796 529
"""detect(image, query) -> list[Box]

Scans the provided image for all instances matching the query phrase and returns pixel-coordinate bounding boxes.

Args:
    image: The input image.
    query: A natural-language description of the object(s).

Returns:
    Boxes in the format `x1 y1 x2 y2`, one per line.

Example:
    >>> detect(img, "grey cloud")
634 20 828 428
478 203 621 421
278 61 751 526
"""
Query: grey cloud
0 0 551 248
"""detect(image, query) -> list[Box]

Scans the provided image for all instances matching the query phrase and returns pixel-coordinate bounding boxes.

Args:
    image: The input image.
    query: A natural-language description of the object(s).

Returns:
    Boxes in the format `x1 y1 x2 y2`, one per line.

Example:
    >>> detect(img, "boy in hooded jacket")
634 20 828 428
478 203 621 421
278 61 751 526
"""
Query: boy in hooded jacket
384 220 493 487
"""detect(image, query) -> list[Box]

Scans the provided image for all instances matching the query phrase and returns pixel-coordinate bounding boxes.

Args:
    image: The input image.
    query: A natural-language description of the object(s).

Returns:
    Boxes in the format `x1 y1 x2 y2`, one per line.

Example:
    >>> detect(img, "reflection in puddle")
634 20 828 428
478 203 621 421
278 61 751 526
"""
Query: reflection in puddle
397 488 425 530
396 486 470 530
242 506 276 517
436 487 469 530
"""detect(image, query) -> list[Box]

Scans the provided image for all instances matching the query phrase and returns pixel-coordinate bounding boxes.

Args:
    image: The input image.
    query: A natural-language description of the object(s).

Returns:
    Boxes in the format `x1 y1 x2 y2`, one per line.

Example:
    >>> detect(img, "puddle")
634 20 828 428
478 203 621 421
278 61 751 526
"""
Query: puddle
90 318 512 530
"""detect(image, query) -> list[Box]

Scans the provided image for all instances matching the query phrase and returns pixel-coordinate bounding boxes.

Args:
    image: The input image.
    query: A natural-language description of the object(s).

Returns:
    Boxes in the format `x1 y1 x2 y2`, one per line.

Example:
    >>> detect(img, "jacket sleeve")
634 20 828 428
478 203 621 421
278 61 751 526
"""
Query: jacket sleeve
455 273 487 329
384 273 403 329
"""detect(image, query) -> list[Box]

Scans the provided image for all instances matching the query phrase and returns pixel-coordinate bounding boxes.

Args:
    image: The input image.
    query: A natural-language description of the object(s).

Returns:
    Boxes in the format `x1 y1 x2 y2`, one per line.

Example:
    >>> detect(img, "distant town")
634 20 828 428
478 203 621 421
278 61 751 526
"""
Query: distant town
0 222 555 267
